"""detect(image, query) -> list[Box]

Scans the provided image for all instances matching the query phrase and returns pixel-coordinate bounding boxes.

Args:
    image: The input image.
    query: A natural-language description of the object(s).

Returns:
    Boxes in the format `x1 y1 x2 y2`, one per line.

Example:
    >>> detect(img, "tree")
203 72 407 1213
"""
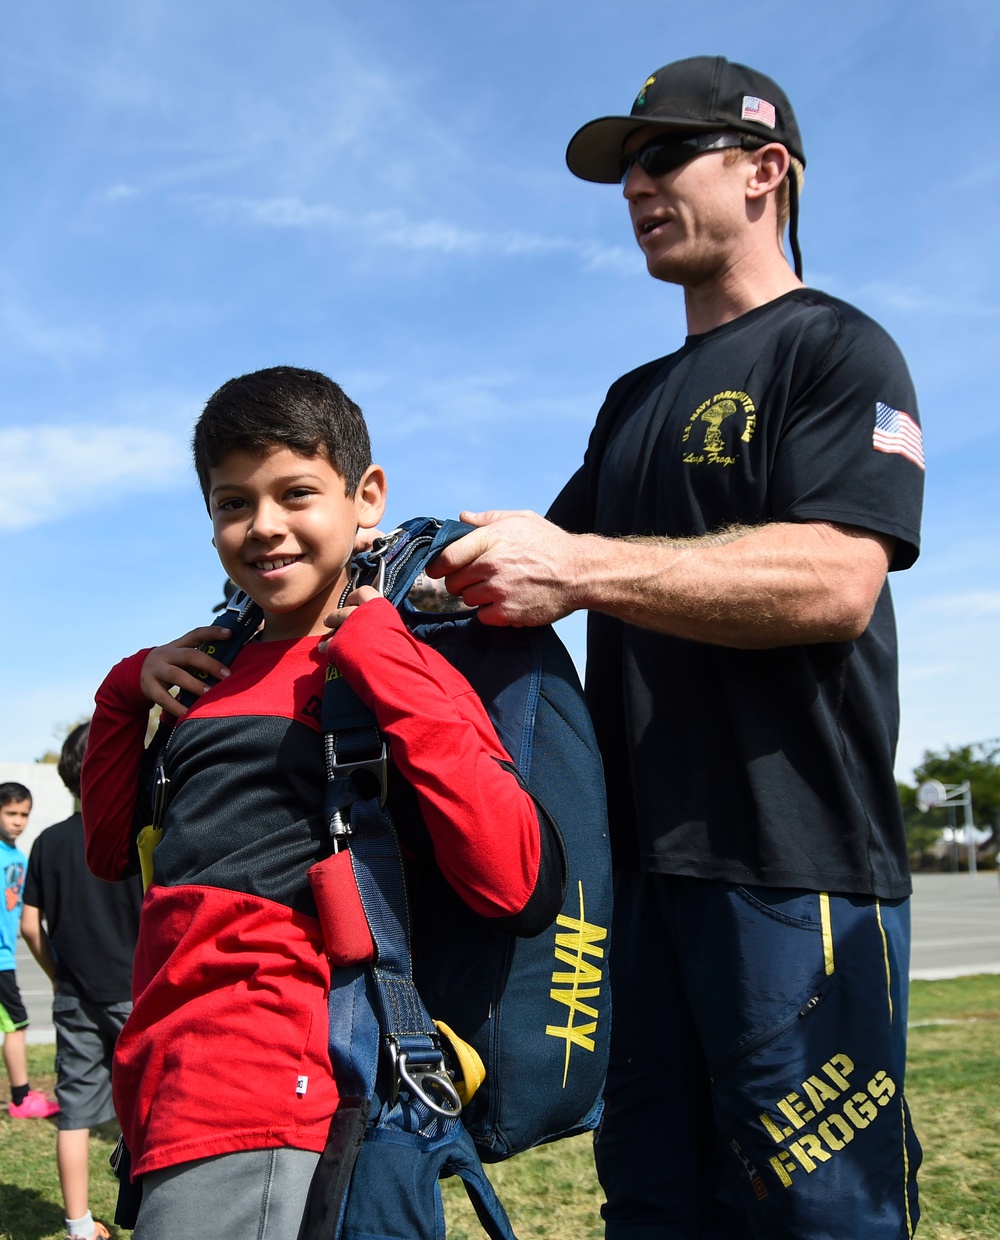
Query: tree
898 780 943 863
912 739 1000 848
36 716 92 764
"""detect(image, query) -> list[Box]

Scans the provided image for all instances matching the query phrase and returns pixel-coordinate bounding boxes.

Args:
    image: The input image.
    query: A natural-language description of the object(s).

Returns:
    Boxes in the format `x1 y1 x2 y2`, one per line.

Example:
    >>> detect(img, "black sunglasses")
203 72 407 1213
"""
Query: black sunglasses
619 132 765 185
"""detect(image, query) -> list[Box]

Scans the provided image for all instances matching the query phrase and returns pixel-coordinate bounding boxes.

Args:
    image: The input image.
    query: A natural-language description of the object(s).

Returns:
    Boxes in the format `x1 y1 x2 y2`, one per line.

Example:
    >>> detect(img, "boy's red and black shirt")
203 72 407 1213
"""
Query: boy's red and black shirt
81 598 558 1176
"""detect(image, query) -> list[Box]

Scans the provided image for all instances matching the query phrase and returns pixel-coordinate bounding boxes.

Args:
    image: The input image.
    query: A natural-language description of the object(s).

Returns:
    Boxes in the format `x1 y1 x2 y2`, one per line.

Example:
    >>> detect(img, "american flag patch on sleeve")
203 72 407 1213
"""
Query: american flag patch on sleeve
741 96 776 128
873 401 925 470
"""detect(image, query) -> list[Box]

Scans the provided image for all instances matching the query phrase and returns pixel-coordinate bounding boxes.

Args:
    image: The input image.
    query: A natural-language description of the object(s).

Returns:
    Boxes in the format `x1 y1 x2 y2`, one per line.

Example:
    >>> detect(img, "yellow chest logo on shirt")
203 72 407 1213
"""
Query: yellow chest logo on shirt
681 390 757 467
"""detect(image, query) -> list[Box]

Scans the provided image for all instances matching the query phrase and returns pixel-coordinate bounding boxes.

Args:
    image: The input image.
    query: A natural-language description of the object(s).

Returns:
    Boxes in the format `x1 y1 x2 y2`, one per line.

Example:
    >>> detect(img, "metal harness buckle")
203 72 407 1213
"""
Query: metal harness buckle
387 1038 463 1118
151 759 171 832
328 743 389 806
345 547 388 600
326 741 389 850
221 588 258 621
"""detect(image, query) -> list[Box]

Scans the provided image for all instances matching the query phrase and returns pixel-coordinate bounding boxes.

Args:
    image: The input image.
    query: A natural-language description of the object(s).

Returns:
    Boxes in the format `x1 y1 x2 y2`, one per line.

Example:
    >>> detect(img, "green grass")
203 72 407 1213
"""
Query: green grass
0 1047 124 1240
903 975 1000 1239
3 975 998 1239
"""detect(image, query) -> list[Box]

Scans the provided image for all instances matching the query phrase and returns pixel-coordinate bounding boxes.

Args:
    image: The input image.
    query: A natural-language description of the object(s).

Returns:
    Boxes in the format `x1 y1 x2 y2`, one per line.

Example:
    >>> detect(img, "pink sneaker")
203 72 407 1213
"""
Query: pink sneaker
8 1089 60 1118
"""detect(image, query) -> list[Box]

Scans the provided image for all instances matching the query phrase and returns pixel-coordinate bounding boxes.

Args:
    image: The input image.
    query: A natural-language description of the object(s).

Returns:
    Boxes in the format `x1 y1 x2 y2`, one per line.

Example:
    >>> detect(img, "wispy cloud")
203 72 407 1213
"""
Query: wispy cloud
104 182 140 202
185 191 637 272
0 424 189 530
0 296 104 362
858 281 1000 319
918 590 1000 618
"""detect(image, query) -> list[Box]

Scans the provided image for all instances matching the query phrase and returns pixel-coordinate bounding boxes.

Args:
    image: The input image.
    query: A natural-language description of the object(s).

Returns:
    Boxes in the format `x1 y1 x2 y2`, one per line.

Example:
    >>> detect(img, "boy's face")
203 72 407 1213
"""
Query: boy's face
208 444 386 641
0 799 31 845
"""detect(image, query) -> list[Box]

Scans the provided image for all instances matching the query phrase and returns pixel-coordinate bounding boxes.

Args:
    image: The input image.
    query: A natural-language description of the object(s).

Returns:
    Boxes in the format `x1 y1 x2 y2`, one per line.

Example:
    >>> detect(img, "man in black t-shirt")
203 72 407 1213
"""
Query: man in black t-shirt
22 723 142 1240
432 57 924 1240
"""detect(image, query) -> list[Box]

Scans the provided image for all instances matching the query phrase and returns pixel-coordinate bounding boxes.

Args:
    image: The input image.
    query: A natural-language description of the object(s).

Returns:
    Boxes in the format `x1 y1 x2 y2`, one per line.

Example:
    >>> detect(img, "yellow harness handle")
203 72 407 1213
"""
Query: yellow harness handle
434 1019 486 1106
136 824 163 893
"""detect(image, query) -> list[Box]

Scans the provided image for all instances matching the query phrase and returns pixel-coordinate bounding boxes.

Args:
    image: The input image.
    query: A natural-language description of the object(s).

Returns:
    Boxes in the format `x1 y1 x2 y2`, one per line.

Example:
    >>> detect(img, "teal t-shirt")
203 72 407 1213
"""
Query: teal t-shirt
0 838 28 971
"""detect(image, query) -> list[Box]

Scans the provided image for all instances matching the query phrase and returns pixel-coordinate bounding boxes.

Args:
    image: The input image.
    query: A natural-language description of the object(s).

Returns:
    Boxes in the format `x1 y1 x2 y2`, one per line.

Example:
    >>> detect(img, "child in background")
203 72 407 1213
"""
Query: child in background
0 781 59 1119
23 723 143 1240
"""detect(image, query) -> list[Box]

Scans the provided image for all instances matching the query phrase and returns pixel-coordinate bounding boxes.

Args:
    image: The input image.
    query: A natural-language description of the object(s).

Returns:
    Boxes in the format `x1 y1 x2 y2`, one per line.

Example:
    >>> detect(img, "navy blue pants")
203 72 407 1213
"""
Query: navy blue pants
595 873 921 1240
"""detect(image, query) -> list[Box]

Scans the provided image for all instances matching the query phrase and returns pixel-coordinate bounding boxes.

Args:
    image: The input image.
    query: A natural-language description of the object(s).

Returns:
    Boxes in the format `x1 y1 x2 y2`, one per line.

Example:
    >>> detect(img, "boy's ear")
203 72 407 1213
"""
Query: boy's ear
355 464 388 529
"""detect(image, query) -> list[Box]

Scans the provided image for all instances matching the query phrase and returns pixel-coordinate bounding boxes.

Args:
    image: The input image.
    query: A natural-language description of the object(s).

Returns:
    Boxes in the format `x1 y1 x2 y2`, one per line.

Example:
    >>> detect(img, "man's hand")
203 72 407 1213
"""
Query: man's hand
427 510 581 627
140 626 233 718
428 512 894 647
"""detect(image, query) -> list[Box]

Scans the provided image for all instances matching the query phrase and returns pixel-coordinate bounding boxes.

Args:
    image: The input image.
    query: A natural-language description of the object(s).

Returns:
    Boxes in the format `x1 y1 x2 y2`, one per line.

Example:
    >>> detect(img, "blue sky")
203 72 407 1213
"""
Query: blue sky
1 0 997 786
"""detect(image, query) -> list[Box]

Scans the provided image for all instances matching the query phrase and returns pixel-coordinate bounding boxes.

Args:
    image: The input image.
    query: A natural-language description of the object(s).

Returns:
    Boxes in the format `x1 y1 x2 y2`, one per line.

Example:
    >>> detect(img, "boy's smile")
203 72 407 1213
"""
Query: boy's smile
209 445 386 642
0 798 31 844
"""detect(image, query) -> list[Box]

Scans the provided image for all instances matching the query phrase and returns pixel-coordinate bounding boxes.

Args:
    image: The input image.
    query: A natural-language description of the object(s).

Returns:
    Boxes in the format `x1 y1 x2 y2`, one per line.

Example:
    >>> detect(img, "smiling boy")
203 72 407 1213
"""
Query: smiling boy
80 366 560 1239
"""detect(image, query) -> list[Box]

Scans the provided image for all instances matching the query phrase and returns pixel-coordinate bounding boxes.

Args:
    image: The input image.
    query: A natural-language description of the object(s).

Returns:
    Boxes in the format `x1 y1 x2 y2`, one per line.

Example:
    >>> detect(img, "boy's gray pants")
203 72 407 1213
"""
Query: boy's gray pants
131 1147 321 1240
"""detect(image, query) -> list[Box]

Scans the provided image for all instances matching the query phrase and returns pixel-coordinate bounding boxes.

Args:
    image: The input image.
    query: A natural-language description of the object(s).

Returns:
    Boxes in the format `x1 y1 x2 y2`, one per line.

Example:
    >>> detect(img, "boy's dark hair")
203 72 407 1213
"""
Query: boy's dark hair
0 782 32 808
58 722 91 800
193 366 372 503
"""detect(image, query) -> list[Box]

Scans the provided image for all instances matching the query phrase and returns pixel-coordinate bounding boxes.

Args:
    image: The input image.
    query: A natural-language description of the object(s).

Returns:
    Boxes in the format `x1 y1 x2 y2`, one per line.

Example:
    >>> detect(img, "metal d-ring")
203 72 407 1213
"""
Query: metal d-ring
394 1050 463 1118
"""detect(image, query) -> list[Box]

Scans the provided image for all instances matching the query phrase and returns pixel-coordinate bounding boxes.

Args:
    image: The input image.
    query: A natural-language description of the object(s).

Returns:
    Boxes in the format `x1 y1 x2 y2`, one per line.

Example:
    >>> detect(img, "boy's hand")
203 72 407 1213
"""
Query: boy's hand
140 626 233 718
319 586 380 651
354 528 384 555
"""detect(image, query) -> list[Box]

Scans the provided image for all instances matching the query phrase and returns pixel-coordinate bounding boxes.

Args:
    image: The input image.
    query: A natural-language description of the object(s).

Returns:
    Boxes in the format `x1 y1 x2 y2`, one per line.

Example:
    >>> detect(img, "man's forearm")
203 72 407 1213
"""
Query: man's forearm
568 521 893 648
434 511 894 648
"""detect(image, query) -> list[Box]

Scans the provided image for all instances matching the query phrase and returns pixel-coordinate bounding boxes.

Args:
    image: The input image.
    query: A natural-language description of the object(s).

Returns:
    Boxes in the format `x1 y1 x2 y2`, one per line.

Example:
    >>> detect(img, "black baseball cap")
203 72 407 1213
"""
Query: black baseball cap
566 56 805 185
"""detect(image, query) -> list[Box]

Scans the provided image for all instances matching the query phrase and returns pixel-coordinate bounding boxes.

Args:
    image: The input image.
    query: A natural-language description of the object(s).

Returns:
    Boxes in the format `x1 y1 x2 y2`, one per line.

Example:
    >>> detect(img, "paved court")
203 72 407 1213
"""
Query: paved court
909 870 1000 980
13 869 1000 1042
15 939 60 1045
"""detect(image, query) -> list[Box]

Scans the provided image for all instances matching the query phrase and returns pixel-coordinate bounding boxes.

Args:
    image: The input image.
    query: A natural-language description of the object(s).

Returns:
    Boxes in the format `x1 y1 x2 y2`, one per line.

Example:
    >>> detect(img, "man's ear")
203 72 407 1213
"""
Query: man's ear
746 142 790 202
355 464 388 529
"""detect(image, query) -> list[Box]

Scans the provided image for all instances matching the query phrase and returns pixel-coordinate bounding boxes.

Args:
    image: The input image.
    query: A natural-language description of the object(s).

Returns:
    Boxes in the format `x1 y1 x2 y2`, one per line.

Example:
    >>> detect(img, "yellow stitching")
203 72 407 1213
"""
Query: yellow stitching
875 900 893 1022
819 892 834 976
900 1097 914 1236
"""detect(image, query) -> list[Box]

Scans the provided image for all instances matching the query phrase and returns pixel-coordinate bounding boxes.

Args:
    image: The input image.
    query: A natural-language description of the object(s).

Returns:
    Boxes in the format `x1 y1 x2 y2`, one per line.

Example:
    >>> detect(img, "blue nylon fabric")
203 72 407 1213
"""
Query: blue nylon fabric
175 592 263 709
321 516 610 1234
341 1114 516 1240
352 517 613 1160
322 670 377 735
329 717 516 1237
327 966 381 1103
355 518 474 606
347 801 418 992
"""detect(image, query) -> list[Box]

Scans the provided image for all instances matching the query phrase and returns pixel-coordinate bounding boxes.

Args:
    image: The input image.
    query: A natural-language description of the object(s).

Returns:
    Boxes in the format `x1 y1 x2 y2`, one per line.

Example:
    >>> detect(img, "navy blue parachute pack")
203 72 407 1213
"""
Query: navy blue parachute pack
116 517 612 1240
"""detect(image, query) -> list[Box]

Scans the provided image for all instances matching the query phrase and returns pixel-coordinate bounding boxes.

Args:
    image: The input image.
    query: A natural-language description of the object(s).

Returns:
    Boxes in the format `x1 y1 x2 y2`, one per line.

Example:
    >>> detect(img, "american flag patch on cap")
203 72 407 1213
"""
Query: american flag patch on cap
741 96 776 128
873 402 925 470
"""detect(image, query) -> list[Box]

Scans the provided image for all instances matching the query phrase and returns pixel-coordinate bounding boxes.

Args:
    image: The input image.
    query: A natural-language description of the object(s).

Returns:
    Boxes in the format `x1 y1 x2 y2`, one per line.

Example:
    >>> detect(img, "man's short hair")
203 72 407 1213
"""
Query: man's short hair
58 723 91 800
193 366 372 504
776 158 804 234
0 782 32 808
723 147 804 237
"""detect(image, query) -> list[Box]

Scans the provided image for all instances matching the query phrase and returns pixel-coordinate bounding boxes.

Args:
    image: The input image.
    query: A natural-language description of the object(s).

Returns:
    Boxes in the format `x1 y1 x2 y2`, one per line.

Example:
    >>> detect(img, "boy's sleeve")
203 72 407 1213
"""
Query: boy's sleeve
327 598 563 934
80 650 155 881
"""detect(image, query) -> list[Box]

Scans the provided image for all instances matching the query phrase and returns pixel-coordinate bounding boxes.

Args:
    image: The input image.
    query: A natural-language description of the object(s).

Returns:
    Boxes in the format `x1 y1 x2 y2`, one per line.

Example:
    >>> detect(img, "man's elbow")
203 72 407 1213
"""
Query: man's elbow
825 609 873 643
814 578 883 641
809 532 891 642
